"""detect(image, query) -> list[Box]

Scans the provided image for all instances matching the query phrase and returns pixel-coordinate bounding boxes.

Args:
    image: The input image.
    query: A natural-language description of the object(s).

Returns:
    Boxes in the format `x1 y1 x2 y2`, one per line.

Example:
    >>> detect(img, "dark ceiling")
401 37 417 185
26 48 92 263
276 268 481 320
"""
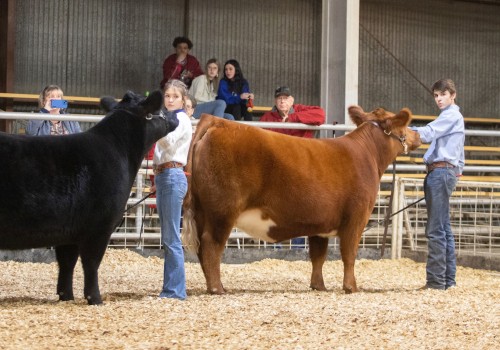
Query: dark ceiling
455 0 500 5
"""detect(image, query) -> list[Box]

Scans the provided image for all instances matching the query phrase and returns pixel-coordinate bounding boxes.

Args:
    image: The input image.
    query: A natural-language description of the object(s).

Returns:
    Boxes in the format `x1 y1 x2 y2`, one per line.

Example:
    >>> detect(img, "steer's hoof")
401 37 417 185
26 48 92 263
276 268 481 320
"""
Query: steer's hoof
208 288 225 295
310 284 327 291
58 292 74 301
343 285 358 294
86 295 103 305
208 286 226 295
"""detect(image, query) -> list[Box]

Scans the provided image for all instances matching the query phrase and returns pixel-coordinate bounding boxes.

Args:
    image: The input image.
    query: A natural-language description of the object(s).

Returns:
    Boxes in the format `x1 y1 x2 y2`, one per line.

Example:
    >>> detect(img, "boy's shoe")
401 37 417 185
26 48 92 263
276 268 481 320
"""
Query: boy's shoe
417 284 445 291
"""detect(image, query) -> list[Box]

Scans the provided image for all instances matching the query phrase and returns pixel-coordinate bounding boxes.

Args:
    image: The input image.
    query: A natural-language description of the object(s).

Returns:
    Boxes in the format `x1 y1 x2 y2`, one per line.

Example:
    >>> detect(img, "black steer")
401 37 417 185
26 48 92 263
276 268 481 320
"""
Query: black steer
0 90 178 305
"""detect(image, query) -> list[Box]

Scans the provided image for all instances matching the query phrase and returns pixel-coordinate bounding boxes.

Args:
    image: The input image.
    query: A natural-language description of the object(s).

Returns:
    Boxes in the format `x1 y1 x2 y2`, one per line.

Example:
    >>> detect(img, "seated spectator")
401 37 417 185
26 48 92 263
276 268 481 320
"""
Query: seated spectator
217 59 254 121
259 86 325 138
26 85 81 136
160 36 203 89
185 93 201 135
189 58 234 120
184 94 196 119
261 86 325 247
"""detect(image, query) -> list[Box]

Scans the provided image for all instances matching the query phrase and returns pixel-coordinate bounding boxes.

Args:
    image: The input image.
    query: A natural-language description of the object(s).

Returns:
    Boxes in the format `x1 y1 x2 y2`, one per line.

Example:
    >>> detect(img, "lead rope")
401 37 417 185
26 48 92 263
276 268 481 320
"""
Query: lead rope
113 190 156 237
114 158 156 243
138 156 151 247
371 161 425 258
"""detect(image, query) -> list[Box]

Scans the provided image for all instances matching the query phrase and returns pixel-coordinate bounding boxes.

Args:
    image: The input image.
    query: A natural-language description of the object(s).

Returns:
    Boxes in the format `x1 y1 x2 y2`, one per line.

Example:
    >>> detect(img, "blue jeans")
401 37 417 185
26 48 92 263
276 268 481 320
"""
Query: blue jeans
193 100 234 120
155 168 187 299
424 168 458 289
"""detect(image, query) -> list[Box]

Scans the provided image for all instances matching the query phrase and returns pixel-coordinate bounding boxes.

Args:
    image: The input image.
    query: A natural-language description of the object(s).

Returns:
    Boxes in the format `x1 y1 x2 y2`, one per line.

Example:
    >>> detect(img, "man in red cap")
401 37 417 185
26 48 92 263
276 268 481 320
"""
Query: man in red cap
259 86 325 138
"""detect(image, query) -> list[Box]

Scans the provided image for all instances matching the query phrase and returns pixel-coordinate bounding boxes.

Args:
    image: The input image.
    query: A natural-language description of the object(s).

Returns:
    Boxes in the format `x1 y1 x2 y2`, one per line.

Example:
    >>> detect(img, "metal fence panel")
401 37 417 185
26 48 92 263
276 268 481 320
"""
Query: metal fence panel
399 178 500 258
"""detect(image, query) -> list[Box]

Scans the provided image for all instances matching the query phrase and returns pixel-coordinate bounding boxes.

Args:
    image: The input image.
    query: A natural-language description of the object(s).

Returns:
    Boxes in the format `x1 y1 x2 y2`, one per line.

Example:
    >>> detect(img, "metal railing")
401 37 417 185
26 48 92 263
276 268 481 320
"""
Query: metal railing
3 111 500 171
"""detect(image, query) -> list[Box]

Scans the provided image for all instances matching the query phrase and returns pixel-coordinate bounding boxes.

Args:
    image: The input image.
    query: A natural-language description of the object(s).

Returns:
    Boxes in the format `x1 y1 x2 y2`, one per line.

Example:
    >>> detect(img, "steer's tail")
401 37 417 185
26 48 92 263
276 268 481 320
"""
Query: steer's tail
182 114 222 254
181 206 199 254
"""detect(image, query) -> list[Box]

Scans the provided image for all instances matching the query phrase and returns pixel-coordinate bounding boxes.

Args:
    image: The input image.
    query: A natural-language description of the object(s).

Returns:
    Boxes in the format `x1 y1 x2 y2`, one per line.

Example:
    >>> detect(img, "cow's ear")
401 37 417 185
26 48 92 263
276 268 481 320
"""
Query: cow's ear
100 96 118 112
391 108 412 128
348 105 366 126
140 90 163 115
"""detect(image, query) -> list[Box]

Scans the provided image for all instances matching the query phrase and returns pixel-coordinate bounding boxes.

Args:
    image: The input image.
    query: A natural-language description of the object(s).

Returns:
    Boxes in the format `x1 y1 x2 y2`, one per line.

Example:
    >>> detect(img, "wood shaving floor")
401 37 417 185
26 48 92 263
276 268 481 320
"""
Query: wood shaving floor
0 249 498 349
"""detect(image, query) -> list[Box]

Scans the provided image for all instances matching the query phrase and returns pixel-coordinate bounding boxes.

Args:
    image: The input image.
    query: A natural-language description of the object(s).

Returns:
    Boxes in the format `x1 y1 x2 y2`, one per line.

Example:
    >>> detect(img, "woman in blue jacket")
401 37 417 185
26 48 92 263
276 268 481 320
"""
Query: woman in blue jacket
26 85 81 136
217 59 254 121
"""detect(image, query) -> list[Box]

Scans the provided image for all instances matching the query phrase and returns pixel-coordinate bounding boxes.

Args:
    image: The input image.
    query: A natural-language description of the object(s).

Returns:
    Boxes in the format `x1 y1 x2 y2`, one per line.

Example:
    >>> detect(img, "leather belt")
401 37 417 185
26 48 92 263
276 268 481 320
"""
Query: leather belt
426 161 456 173
153 161 184 175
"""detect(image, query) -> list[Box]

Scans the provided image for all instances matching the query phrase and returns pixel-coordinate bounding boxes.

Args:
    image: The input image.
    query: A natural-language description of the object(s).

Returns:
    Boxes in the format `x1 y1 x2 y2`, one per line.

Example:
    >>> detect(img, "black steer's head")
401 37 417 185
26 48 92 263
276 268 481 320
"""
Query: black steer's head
99 90 179 160
101 90 179 133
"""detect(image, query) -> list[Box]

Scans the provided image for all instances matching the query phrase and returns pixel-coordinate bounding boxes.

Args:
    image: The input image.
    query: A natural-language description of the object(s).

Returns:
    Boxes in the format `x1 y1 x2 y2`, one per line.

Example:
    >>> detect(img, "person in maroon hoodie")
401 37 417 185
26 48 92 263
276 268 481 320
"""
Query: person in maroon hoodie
259 86 325 138
160 36 203 89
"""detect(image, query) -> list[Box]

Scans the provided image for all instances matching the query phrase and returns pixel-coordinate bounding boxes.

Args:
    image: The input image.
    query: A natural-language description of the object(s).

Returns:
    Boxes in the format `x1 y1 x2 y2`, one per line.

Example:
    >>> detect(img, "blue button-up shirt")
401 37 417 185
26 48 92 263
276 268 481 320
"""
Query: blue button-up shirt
412 104 465 175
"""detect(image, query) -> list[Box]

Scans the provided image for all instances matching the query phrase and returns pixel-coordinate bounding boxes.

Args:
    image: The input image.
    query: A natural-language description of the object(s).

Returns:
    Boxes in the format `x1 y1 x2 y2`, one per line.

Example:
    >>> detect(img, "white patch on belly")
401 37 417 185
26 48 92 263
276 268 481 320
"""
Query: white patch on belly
317 230 338 238
235 209 277 242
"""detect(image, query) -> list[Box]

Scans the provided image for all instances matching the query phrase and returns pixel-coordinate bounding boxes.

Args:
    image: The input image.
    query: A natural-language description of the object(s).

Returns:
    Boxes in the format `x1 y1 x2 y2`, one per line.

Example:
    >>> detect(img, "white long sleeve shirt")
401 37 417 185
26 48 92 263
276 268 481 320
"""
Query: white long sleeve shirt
189 74 217 103
153 109 192 166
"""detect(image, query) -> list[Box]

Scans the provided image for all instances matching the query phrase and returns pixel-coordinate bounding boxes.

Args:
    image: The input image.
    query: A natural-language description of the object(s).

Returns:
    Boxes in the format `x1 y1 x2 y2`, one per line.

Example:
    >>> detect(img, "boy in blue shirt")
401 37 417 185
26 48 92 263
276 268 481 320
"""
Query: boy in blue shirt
412 78 465 290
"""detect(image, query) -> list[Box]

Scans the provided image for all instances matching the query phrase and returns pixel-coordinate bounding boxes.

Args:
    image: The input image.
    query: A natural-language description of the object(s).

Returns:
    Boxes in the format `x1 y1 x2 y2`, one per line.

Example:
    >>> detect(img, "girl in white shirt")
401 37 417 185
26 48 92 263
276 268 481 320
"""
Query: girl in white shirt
152 79 192 300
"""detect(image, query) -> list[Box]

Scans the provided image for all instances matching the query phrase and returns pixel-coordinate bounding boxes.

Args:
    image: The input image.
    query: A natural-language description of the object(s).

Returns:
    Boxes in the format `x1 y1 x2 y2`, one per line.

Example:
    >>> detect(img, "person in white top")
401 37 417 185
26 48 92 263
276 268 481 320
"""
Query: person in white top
152 79 192 300
184 94 198 135
189 58 234 120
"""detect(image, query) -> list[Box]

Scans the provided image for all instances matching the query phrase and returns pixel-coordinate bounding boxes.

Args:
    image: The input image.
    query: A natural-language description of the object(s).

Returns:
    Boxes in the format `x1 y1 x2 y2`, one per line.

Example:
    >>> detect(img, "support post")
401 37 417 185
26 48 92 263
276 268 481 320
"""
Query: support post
320 0 359 137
